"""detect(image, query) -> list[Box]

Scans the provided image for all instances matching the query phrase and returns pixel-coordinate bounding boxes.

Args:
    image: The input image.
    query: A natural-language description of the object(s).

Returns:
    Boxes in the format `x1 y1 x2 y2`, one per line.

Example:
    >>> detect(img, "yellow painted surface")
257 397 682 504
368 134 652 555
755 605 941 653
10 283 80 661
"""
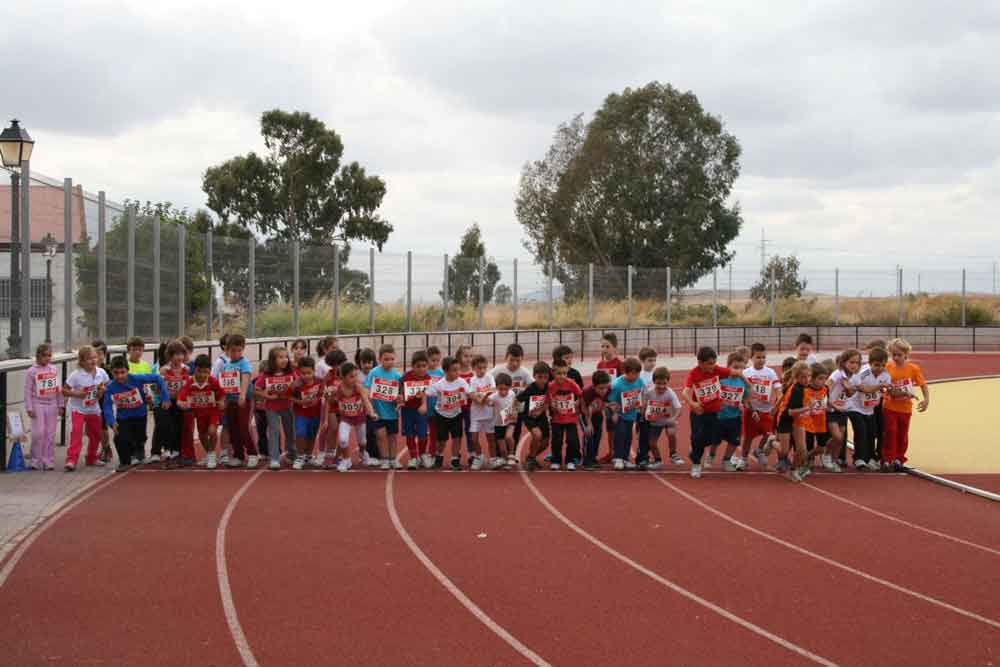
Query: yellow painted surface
905 378 1000 474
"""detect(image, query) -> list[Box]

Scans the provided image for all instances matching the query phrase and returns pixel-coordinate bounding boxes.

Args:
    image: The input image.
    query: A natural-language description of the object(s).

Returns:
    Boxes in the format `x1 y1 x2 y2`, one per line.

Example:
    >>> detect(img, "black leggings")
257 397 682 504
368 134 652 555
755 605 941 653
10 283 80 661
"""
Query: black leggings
848 412 876 463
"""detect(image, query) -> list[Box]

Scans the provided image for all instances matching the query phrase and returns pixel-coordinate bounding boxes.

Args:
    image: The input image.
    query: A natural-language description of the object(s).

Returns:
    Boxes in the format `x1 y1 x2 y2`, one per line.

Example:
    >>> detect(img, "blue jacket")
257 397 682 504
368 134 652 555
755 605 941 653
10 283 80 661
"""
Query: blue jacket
102 373 169 426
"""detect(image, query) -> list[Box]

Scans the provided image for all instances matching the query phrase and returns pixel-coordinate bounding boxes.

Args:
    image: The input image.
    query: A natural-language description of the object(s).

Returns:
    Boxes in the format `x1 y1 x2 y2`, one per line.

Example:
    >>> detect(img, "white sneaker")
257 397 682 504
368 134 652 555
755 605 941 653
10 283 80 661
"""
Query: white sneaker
380 460 391 470
566 462 576 471
670 452 685 465
292 457 305 471
206 452 217 470
225 457 244 468
337 458 352 472
821 455 841 472
219 452 231 466
366 456 382 468
130 456 141 466
269 459 280 470
647 460 664 470
470 455 484 471
421 453 435 469
489 457 504 470
149 454 161 463
690 464 702 479
361 450 372 466
407 458 419 470
732 456 747 471
866 460 881 472
550 463 561 471
613 458 625 471
855 459 867 471
625 461 637 470
247 455 259 468
507 454 518 467
723 460 738 472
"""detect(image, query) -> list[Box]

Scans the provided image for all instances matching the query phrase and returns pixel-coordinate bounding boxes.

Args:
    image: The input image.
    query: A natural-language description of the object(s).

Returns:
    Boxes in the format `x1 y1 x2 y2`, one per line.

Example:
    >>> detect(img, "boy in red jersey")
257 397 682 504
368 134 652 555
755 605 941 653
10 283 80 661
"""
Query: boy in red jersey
292 357 325 466
595 333 623 463
682 347 738 479
402 351 434 469
177 355 226 468
547 359 583 470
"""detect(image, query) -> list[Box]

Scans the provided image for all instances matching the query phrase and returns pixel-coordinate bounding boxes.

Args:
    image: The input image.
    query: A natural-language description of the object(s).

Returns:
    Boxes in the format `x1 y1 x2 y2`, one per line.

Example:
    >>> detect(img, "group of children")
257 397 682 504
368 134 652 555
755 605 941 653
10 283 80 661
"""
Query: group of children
22 330 929 482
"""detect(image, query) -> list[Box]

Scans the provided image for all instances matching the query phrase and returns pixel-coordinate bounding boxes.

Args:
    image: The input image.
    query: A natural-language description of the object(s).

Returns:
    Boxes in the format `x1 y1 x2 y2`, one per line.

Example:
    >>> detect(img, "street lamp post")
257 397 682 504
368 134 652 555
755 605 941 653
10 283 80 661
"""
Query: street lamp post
1 120 35 358
44 239 56 343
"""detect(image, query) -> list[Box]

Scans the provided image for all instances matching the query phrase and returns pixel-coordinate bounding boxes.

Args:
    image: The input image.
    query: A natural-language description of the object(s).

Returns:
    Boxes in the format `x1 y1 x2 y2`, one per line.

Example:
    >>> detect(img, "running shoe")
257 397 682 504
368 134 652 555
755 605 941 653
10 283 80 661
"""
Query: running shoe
690 464 702 479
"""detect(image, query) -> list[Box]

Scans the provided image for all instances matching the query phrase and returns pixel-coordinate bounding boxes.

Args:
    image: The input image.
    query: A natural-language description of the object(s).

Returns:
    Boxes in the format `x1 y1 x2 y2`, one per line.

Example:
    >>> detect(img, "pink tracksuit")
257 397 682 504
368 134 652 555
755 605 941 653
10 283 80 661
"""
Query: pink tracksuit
24 364 65 469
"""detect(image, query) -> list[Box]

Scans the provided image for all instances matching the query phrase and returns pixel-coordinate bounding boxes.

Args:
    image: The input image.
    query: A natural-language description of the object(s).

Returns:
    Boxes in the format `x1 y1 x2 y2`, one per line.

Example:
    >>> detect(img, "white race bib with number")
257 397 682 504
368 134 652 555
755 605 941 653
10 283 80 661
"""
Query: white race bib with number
82 385 99 409
219 370 240 394
862 391 882 409
499 406 516 425
265 375 291 396
371 378 398 402
404 380 430 400
720 385 744 407
528 395 546 413
621 389 641 414
553 398 576 415
439 389 465 411
750 379 772 403
694 378 721 404
810 397 827 415
113 388 143 410
645 399 673 420
36 371 59 398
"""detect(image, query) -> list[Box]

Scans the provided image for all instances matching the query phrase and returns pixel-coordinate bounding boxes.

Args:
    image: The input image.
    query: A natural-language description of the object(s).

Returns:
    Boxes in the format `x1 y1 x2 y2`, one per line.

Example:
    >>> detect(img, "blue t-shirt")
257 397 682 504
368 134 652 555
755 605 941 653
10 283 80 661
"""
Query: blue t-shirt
426 368 445 412
365 366 403 420
102 373 169 426
719 377 746 421
217 357 253 403
608 376 645 423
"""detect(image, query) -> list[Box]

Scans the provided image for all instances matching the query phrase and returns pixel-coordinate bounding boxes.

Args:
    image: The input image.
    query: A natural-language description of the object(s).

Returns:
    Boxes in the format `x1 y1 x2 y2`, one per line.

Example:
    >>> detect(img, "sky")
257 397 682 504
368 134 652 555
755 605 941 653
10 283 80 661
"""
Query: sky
5 0 1000 295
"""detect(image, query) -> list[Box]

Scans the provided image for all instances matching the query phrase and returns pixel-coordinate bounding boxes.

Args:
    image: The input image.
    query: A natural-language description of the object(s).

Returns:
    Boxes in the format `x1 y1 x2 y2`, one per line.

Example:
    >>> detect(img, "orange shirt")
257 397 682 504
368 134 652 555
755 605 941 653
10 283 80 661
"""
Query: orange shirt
884 360 926 414
804 385 828 433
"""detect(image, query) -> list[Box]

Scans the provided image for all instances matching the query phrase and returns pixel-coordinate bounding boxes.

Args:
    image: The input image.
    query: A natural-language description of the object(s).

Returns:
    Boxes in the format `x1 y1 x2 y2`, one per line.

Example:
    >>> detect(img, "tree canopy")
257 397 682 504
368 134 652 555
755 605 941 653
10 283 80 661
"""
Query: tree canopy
443 224 501 306
750 255 807 302
516 82 742 299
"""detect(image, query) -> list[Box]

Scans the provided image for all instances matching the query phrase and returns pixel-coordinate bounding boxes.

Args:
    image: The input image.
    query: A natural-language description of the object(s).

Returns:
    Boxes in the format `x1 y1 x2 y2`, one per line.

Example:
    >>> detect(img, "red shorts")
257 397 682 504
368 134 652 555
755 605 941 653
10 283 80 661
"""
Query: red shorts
743 411 774 441
191 413 220 434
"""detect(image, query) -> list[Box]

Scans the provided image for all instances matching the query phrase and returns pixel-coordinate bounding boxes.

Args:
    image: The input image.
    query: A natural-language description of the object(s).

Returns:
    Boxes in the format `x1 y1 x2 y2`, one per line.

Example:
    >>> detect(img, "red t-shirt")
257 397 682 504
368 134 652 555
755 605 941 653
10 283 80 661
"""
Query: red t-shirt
582 385 608 417
684 365 733 414
293 379 324 418
596 358 623 381
161 365 190 400
254 372 296 412
336 388 367 426
547 379 582 424
178 377 225 417
401 370 433 409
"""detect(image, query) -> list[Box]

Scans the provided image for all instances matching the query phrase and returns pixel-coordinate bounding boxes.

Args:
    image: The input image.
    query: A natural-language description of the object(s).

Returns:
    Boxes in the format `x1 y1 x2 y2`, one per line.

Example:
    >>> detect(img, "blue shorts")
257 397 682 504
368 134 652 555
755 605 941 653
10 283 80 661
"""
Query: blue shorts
295 416 321 443
401 407 428 438
372 418 399 435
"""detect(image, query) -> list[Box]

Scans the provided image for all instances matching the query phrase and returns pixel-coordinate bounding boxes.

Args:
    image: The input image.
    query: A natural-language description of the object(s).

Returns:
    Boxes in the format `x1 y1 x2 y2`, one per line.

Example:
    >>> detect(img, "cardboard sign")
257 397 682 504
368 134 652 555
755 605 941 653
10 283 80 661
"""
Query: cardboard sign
7 412 25 441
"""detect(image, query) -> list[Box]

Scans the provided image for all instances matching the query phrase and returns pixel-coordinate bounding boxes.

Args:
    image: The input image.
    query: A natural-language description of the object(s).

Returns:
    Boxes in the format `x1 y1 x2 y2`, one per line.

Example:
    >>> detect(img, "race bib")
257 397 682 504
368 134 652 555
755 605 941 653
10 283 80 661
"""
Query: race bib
219 370 240 394
553 397 576 415
82 385 99 409
299 383 321 407
439 389 465 410
720 385 745 407
694 378 721 404
265 375 292 396
404 379 431 400
165 376 186 396
511 379 526 394
143 383 160 402
370 377 399 402
861 391 882 409
528 395 546 413
339 396 364 417
810 397 828 415
621 389 641 414
749 378 772 403
113 388 143 410
35 371 59 398
890 378 914 401
499 405 516 425
191 389 215 408
645 399 673 420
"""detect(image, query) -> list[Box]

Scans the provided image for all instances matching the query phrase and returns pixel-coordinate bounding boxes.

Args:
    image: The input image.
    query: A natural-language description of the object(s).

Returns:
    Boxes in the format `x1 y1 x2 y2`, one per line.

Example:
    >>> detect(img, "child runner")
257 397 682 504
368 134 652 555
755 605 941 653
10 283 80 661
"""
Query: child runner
518 361 552 470
313 336 338 379
401 351 433 469
467 354 496 470
318 349 348 466
24 343 64 471
213 335 253 470
125 337 157 462
682 347 738 479
596 333 624 463
552 345 585 388
849 347 891 471
883 338 930 471
290 339 309 371
177 336 196 373
90 339 114 463
158 340 190 466
365 344 404 470
255 346 297 470
102 356 169 473
355 348 381 466
640 367 682 469
581 371 612 470
176 355 227 468
774 361 812 482
827 349 859 469
491 343 533 451
488 373 517 468
634 346 660 467
146 342 171 463
455 344 478 464
608 357 644 471
805 363 838 472
421 356 470 469
63 345 109 471
744 342 781 469
425 346 446 460
795 333 818 365
292 357 325 467
547 359 583 470
329 362 377 472
715 352 751 472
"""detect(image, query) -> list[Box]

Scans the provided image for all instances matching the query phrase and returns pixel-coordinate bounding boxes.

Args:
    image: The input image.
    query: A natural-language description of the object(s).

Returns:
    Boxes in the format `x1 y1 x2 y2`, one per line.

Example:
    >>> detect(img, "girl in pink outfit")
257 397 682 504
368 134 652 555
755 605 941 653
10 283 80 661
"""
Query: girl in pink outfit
62 345 110 471
24 343 65 470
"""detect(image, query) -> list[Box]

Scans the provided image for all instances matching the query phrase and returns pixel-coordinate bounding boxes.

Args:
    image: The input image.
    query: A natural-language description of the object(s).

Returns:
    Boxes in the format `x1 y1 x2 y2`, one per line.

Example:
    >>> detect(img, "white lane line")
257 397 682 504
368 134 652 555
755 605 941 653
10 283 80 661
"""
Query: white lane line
217 470 265 667
385 471 550 666
650 473 1000 630
803 483 1000 557
0 472 123 588
520 472 837 667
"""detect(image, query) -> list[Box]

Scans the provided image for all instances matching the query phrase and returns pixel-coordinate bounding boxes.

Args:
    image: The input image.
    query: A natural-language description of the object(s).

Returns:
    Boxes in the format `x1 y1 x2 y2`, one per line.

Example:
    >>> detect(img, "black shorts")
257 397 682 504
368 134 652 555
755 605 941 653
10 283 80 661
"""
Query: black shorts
690 412 722 448
523 415 550 439
827 412 848 429
372 418 399 435
719 416 742 446
493 425 512 440
806 432 831 451
776 417 794 434
434 413 463 441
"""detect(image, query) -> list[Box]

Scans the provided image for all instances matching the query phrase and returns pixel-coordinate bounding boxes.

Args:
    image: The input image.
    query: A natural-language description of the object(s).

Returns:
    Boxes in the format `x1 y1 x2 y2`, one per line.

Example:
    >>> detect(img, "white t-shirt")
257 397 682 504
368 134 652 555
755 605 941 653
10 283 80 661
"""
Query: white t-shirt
425 377 470 419
489 391 517 428
210 355 229 378
315 358 330 380
66 368 110 415
490 364 533 396
639 370 654 388
828 369 852 412
468 373 496 421
848 365 891 415
743 366 781 413
642 386 681 427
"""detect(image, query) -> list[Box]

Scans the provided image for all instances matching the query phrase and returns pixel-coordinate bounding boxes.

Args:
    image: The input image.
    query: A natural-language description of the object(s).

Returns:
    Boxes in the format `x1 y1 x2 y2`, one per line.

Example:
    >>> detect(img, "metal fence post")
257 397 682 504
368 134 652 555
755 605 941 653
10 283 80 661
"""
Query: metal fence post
20 161 31 356
126 204 136 338
961 268 967 327
477 256 485 330
626 264 633 328
587 262 594 327
406 251 412 332
728 263 733 305
98 191 107 341
205 229 213 340
547 262 554 329
368 247 375 334
62 178 74 350
152 212 160 341
897 266 903 325
177 226 185 335
769 265 776 327
292 239 300 336
512 258 518 330
442 253 449 332
248 240 256 338
332 244 340 334
834 268 840 326
712 269 719 327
